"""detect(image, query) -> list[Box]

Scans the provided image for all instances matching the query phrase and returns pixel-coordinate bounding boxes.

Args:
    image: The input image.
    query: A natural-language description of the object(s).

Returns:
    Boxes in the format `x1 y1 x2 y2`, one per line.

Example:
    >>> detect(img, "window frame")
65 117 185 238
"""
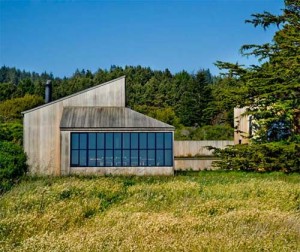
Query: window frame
70 132 173 167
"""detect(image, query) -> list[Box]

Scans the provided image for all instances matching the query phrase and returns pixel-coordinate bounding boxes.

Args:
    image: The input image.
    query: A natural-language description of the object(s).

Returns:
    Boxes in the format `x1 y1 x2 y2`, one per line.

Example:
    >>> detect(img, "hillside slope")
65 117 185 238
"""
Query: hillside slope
1 171 299 251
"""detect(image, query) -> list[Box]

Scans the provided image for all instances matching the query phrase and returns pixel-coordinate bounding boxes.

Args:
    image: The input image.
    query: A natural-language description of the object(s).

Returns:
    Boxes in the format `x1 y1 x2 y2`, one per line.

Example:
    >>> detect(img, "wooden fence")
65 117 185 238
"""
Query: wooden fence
174 140 233 170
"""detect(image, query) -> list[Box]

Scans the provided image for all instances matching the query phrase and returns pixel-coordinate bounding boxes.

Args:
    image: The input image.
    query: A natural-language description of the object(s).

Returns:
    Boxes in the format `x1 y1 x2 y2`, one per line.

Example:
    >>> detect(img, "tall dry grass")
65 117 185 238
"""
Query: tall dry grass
0 171 299 251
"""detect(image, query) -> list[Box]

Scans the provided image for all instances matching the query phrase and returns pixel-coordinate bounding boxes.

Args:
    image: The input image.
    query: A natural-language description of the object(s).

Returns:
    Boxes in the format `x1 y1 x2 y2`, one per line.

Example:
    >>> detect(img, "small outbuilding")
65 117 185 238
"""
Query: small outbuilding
22 76 174 176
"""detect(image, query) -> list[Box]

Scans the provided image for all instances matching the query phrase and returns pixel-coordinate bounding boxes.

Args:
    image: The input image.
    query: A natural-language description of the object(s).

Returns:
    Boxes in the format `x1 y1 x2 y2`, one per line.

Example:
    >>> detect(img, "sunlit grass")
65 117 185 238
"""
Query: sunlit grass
0 171 299 251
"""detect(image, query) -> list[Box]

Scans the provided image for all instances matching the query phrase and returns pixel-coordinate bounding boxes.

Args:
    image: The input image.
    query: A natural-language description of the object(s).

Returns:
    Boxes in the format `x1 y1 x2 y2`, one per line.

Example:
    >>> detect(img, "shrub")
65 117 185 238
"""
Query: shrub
0 141 28 193
210 142 300 173
0 94 43 122
0 121 23 145
134 105 182 128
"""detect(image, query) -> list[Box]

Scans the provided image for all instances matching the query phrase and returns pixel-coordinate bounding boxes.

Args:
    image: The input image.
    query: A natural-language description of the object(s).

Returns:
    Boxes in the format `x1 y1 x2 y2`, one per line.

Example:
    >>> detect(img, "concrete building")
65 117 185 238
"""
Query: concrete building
22 76 174 176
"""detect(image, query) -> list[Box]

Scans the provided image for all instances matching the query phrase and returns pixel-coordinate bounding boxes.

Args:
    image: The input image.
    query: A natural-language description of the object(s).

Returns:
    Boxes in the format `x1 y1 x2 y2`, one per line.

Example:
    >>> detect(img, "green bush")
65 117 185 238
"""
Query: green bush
0 121 23 145
134 105 182 128
0 141 28 193
210 142 300 173
0 94 43 122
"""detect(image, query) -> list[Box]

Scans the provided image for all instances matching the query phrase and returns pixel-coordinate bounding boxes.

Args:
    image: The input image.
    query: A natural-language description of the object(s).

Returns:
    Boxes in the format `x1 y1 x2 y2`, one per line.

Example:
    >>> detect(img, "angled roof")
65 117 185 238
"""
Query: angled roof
60 107 174 130
22 76 126 114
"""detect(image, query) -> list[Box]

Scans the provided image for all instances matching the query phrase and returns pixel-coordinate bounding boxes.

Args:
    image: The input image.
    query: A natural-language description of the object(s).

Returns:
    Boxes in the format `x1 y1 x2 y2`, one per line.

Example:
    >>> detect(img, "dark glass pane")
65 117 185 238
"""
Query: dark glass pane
80 134 87 149
164 133 172 149
139 150 147 166
79 150 87 166
71 150 79 166
105 150 113 166
114 133 122 149
131 133 138 149
122 150 130 166
131 150 138 166
148 150 155 166
71 134 79 149
156 150 164 166
156 133 164 149
148 133 155 149
106 133 113 149
139 133 147 149
97 133 104 149
114 150 122 166
88 133 96 149
88 150 96 166
165 150 173 166
97 150 104 166
123 133 130 149
267 120 291 141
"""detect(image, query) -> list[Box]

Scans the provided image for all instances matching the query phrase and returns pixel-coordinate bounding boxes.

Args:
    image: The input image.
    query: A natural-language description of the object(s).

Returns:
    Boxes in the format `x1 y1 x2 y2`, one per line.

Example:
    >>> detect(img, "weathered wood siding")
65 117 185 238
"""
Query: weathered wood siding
234 107 250 144
174 140 233 171
175 159 218 171
23 77 125 175
60 131 70 175
174 140 233 157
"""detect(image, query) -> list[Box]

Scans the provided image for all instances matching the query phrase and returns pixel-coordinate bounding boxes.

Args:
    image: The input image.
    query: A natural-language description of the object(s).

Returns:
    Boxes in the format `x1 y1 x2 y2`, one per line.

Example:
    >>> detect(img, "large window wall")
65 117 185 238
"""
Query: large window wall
71 132 173 167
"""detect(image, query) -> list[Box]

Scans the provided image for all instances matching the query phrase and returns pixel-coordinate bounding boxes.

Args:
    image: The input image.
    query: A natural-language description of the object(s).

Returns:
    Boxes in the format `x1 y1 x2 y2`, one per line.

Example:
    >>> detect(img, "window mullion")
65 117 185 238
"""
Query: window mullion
163 133 165 166
120 133 122 167
79 133 81 167
104 133 106 167
146 132 148 167
154 133 156 167
96 133 98 167
138 133 139 167
129 133 131 166
86 133 88 167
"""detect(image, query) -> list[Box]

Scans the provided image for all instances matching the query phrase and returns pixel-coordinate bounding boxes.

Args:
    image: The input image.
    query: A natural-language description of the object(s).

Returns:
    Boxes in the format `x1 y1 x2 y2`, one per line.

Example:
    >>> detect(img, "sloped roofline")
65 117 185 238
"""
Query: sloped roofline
60 106 175 129
21 76 126 114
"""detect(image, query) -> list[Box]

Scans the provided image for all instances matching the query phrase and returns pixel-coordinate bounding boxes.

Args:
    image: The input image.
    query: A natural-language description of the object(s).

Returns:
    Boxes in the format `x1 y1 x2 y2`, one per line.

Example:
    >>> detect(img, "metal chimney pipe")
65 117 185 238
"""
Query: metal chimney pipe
45 80 52 103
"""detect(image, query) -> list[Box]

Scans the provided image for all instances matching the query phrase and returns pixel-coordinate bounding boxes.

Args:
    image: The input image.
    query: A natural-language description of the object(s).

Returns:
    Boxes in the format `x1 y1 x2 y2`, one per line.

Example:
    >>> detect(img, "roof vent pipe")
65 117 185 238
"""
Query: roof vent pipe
45 80 52 103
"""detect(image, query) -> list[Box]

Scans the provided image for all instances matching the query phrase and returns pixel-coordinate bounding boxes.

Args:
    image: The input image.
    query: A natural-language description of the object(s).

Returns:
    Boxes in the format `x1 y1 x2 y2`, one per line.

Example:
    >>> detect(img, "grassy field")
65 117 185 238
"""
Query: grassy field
0 171 299 251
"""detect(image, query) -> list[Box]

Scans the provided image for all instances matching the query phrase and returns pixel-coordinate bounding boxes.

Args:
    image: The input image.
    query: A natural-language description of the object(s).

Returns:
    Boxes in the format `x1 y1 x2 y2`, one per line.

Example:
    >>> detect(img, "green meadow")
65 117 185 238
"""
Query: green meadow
1 171 299 251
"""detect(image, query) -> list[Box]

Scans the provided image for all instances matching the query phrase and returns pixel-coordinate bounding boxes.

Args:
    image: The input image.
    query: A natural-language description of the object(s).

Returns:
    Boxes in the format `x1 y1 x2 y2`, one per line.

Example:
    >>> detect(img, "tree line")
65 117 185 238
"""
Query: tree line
0 65 235 140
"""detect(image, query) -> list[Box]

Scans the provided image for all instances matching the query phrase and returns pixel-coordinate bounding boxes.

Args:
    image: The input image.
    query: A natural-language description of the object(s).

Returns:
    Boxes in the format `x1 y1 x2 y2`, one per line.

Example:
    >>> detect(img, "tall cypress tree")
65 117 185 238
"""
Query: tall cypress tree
211 0 300 172
218 0 300 143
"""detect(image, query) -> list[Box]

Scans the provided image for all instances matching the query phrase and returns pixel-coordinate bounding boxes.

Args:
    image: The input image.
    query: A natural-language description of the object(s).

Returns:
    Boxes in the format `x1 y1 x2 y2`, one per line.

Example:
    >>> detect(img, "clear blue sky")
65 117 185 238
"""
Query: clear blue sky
0 0 284 77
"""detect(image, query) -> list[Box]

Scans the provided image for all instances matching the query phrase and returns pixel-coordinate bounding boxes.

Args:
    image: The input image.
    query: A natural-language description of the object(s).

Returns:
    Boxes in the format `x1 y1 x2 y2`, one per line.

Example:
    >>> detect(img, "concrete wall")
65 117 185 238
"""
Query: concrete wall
174 140 233 171
23 77 125 175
